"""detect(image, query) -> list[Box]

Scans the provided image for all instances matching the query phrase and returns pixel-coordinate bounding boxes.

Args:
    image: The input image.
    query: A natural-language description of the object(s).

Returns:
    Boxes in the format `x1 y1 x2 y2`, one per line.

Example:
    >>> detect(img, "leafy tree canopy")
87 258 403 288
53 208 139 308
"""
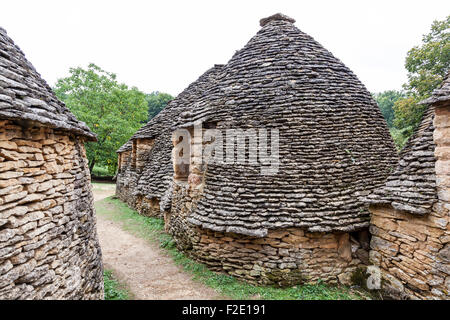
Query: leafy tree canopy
373 90 405 128
146 91 173 121
404 16 450 97
54 63 148 174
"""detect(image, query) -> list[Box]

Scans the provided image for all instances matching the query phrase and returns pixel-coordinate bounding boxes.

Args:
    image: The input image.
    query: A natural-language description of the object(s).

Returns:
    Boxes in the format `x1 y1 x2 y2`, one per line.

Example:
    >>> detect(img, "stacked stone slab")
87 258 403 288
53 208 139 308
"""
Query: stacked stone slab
115 65 224 217
0 27 103 299
366 73 450 300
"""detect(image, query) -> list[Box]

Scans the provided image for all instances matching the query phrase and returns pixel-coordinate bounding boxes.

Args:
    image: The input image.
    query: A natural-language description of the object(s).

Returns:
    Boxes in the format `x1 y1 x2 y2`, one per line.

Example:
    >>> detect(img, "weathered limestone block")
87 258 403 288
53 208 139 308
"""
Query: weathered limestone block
436 160 450 176
434 127 450 146
434 107 450 128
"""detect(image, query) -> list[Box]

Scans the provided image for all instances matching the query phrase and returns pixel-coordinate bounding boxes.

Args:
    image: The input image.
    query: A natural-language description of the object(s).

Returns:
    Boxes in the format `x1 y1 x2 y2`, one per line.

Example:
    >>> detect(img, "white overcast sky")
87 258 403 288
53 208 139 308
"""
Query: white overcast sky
1 0 449 96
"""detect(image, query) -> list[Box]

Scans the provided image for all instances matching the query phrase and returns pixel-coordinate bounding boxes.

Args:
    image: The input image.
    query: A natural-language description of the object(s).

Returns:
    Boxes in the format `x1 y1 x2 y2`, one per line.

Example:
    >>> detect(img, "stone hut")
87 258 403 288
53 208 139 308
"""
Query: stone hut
166 14 399 286
115 65 223 219
0 27 103 299
366 73 450 299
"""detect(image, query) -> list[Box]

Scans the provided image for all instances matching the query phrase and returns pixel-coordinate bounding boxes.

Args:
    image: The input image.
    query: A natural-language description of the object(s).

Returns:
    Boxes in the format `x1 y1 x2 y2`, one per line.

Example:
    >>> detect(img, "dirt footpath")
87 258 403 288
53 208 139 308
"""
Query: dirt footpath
93 183 221 300
92 182 117 202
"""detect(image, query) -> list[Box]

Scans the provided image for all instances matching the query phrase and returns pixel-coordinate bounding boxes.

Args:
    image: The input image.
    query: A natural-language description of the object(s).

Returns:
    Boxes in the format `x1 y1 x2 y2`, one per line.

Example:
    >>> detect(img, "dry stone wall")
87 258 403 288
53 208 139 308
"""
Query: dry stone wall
116 146 139 209
115 65 224 217
135 139 154 171
118 150 131 173
369 204 448 299
116 150 133 205
368 104 450 300
0 120 103 299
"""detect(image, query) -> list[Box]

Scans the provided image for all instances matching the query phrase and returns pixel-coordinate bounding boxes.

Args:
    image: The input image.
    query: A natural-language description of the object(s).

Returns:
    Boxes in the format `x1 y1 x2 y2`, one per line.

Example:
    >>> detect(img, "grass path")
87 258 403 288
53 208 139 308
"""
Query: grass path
93 184 369 300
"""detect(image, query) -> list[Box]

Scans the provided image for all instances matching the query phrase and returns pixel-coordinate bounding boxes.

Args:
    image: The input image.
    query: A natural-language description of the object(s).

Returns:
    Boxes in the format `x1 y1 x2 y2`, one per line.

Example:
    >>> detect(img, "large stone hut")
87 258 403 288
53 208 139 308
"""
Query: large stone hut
165 13 399 286
115 65 223 219
0 27 103 299
116 13 400 286
366 73 450 299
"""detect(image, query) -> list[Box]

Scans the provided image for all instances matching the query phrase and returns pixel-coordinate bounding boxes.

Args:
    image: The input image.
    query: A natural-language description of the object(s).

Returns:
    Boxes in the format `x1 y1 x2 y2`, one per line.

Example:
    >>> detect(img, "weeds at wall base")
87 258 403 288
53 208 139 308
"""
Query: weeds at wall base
104 269 131 300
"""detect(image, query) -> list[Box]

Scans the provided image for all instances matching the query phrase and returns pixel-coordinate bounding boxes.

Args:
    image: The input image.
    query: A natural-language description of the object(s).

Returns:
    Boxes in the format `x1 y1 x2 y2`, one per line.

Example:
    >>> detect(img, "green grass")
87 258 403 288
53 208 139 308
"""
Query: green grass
104 269 130 300
95 196 369 300
92 165 111 177
389 126 413 151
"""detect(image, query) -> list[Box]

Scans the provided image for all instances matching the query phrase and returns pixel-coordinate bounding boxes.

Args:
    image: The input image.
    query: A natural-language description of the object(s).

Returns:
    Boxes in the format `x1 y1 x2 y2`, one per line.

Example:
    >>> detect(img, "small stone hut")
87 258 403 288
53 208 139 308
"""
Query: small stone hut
115 139 134 206
366 73 450 299
0 27 103 299
165 13 399 286
115 65 223 219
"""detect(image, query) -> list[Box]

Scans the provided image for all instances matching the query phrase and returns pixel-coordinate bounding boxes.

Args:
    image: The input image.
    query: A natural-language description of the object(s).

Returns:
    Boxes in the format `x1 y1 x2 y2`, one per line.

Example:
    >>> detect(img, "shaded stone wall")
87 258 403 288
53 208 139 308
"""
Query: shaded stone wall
368 205 448 299
134 195 161 218
369 104 450 300
0 120 103 299
116 169 162 218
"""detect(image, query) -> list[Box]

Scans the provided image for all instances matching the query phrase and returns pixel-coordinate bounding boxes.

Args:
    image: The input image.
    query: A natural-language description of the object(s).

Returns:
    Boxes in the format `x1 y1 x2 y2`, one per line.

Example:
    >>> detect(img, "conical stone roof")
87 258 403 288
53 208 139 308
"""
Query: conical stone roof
176 13 399 236
0 27 96 140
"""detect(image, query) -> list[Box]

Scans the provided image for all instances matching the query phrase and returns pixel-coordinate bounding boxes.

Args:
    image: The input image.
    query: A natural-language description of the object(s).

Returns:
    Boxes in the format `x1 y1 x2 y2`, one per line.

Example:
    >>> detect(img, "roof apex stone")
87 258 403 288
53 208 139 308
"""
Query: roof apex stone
259 13 296 27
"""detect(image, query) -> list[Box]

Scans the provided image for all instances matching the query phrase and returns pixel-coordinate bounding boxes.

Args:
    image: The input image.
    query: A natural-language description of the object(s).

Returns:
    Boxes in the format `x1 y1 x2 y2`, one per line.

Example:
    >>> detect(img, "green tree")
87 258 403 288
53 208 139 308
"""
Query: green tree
54 63 148 174
146 91 173 121
373 90 405 128
404 16 450 98
393 15 449 137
